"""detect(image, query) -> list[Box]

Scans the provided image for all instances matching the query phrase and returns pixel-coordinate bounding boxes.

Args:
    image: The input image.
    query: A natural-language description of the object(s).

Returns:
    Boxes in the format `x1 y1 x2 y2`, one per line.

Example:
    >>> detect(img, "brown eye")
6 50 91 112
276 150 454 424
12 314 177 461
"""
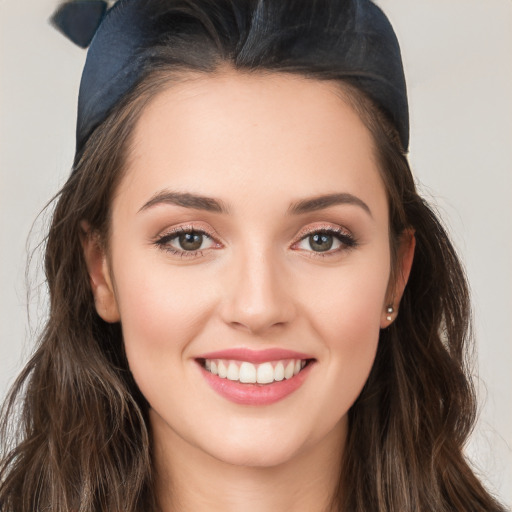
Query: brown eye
178 232 204 251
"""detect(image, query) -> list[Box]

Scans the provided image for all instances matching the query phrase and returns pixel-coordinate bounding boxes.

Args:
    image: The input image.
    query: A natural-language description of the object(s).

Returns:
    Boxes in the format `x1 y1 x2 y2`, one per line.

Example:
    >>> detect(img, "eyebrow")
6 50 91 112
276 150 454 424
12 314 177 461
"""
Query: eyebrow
286 192 372 217
139 190 231 214
138 190 372 217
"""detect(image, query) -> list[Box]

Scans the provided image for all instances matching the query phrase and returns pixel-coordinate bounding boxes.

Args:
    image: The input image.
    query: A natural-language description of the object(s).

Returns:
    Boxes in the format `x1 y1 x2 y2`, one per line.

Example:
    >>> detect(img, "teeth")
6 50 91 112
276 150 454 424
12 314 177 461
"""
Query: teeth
274 362 285 381
284 361 294 379
239 362 257 383
227 362 239 381
257 362 274 384
203 358 309 384
218 360 228 379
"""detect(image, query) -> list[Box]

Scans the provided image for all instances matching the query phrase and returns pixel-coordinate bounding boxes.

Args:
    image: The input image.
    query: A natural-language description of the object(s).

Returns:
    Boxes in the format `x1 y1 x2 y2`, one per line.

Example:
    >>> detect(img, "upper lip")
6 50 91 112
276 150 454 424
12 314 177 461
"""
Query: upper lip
196 348 315 364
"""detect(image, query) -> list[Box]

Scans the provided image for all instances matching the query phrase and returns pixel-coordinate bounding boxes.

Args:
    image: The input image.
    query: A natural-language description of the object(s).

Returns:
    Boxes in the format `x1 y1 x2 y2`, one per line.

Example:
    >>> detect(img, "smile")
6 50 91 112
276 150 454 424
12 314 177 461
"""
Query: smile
195 349 316 406
201 358 310 384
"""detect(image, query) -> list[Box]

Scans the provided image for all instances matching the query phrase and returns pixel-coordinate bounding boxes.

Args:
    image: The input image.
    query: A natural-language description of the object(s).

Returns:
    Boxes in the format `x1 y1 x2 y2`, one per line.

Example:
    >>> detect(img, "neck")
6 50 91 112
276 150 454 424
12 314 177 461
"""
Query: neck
152 412 346 512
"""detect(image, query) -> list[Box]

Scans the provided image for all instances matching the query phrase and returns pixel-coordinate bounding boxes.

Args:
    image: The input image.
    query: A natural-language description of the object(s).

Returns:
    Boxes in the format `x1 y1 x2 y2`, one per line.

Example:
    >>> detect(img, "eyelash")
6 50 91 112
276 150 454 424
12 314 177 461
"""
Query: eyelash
153 225 358 259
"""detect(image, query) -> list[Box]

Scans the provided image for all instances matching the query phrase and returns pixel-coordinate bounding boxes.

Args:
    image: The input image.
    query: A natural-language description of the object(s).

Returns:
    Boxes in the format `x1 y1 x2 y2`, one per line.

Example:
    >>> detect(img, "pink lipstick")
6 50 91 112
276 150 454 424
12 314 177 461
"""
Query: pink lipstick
195 348 315 406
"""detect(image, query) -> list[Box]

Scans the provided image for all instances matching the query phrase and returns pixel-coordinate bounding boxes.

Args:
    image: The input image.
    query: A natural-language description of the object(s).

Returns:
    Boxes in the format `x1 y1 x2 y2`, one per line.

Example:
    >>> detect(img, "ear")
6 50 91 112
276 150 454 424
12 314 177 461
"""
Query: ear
381 229 416 328
80 221 120 323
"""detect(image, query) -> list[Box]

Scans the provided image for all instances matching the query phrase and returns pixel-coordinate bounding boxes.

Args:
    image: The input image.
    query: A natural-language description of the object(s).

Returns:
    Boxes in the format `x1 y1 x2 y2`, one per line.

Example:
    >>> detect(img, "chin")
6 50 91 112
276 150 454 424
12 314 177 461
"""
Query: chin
207 438 303 469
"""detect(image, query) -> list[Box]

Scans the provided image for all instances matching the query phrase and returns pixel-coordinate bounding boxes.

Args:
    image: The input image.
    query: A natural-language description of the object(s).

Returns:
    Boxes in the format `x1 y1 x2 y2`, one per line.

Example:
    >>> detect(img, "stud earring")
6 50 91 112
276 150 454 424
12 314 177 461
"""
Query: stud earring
386 306 394 321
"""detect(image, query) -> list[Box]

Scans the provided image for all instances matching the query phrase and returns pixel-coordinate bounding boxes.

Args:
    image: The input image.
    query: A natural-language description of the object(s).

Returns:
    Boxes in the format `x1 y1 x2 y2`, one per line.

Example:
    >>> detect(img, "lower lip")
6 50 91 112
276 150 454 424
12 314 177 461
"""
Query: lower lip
198 362 314 406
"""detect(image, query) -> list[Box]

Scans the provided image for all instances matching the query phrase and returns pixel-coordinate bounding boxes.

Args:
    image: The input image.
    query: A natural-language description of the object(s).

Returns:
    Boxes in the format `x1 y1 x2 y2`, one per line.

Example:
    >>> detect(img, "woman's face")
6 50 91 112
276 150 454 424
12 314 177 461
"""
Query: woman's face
88 71 402 468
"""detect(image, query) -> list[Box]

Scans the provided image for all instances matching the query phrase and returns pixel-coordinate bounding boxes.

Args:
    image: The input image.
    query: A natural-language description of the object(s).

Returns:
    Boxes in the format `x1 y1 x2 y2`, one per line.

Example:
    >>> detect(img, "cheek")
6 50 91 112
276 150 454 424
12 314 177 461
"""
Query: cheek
111 254 217 374
307 251 390 341
302 251 390 405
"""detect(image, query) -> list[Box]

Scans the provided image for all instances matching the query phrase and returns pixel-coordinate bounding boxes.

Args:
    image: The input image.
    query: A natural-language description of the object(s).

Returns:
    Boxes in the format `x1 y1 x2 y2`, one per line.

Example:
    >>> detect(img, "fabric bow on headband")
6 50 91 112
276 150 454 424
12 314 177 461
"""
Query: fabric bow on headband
50 0 410 163
51 0 110 48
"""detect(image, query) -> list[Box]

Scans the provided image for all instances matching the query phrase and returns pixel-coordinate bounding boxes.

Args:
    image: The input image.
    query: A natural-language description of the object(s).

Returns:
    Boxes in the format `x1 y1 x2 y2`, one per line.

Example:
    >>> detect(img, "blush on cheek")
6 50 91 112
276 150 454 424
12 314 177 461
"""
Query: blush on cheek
116 274 217 391
331 324 380 385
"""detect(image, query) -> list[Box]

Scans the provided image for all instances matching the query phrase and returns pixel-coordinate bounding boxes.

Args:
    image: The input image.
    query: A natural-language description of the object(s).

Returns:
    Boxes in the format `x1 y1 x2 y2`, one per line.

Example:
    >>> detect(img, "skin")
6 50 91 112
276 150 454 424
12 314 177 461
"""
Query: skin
83 70 415 511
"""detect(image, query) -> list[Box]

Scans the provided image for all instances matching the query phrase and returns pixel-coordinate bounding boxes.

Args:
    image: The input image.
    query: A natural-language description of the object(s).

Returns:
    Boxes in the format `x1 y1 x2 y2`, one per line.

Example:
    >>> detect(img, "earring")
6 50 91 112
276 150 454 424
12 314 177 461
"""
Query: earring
386 306 394 322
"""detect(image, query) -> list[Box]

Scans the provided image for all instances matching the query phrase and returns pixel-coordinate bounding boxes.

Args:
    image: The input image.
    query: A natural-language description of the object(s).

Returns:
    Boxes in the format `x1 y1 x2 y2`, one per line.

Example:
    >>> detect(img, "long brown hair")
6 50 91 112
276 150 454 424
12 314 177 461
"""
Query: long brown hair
0 1 506 510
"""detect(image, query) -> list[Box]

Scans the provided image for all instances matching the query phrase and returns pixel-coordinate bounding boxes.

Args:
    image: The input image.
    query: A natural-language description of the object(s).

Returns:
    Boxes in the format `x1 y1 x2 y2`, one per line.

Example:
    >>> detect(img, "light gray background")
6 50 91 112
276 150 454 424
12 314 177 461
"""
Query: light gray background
1 0 511 506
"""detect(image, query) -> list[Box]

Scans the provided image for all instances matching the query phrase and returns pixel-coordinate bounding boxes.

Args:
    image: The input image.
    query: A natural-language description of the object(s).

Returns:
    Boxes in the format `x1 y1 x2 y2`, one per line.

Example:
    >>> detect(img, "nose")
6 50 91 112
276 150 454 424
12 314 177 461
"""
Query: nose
219 245 296 335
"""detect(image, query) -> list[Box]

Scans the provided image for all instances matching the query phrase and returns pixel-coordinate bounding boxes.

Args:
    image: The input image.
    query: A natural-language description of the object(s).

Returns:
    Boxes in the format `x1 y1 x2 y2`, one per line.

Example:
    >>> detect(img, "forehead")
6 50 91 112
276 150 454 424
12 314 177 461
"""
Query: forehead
117 70 386 219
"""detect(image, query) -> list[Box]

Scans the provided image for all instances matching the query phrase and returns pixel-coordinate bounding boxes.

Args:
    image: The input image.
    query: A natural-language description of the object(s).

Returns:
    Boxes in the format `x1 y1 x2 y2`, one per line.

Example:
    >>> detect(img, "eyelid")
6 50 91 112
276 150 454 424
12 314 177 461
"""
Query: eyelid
291 223 358 258
155 223 222 243
294 223 353 240
153 222 356 259
153 224 223 258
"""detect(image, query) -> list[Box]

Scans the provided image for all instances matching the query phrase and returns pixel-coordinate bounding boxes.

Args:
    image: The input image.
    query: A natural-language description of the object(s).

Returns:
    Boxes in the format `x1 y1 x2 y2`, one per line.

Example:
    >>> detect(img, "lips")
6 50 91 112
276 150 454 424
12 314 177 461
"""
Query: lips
195 348 316 405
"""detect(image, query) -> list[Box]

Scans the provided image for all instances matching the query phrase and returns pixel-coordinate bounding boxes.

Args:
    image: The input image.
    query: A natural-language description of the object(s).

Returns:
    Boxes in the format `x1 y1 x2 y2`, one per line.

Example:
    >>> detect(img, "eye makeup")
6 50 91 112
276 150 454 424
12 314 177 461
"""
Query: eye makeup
292 224 358 259
152 222 358 260
153 225 220 259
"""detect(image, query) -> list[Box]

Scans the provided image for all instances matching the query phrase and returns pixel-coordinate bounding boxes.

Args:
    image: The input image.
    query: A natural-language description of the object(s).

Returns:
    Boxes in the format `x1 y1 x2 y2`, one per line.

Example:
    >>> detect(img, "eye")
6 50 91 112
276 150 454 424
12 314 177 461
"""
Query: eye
294 227 357 257
154 226 219 257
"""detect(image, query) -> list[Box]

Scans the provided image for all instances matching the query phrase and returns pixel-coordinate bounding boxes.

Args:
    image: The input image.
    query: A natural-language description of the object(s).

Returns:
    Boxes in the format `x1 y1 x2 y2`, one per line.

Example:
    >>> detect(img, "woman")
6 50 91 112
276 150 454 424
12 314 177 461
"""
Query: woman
0 0 508 510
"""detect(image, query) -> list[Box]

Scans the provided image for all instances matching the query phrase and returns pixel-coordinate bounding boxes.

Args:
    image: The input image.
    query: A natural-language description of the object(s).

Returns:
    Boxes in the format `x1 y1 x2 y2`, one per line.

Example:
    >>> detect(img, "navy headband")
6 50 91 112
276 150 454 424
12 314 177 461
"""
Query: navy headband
52 0 409 157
